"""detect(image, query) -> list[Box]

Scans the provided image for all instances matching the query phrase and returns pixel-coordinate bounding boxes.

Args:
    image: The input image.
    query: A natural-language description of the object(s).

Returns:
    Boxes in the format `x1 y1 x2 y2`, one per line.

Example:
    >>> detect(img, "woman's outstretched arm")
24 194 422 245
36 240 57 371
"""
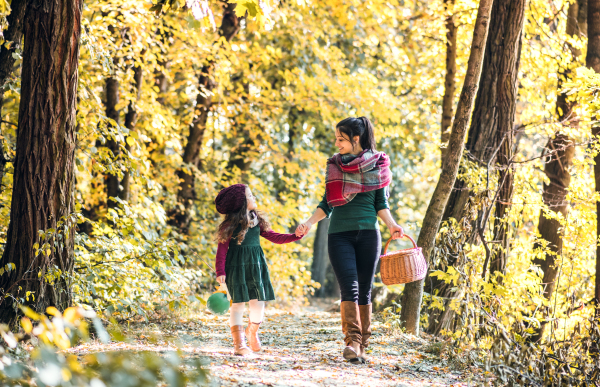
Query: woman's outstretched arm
295 207 327 237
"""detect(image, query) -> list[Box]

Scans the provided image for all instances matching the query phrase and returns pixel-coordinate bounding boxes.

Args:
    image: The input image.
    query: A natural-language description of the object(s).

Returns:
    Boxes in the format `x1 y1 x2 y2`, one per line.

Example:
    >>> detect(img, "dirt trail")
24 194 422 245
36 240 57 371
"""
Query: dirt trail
69 301 485 386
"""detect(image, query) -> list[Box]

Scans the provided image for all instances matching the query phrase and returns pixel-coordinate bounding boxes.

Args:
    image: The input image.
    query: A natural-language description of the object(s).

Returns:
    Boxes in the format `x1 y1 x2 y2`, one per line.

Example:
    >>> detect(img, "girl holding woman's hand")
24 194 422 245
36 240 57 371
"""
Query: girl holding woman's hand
295 116 404 363
214 184 304 356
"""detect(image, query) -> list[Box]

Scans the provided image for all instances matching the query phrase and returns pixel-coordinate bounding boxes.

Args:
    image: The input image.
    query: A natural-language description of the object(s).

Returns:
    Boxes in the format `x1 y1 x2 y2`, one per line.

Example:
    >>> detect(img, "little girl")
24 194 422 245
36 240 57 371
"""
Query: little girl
214 184 303 356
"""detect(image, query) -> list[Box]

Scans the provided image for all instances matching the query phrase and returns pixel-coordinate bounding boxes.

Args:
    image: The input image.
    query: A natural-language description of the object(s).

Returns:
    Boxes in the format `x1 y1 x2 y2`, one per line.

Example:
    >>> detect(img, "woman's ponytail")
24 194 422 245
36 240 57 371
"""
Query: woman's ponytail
359 117 376 151
336 116 377 152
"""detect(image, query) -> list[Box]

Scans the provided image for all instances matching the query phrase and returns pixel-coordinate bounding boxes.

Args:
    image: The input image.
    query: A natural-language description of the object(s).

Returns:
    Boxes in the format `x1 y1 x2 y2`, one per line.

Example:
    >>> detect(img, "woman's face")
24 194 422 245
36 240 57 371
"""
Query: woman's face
335 129 360 155
246 187 257 211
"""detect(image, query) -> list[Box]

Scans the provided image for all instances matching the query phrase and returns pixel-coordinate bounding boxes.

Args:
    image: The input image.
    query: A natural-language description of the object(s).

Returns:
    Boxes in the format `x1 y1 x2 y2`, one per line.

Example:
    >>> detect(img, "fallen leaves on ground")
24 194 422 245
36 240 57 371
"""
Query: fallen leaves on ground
65 300 486 386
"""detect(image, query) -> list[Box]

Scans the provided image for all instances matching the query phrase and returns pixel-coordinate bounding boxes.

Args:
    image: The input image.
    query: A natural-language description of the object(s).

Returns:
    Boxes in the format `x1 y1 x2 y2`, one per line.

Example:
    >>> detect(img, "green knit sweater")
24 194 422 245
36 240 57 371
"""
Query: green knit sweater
317 187 389 234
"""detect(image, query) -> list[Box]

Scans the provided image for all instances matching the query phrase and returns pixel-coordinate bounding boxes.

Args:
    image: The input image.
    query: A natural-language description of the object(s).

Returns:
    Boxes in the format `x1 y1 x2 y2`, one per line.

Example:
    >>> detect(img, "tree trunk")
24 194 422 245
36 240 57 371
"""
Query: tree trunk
399 0 493 336
170 3 241 232
0 0 82 324
154 26 171 106
487 9 525 277
530 0 584 341
227 110 262 182
441 0 526 224
0 0 29 112
226 81 257 181
311 218 331 297
587 0 600 317
425 0 526 333
489 125 515 277
0 0 30 191
120 59 144 201
441 0 457 163
105 74 121 208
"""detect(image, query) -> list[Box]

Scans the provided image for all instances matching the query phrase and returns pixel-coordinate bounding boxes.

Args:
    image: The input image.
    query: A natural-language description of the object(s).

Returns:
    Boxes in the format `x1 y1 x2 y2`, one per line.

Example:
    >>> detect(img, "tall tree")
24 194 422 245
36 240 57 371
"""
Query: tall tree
0 0 30 191
399 0 494 335
425 0 526 333
170 2 241 231
226 80 261 181
104 67 121 207
0 0 28 113
487 0 526 276
587 0 600 317
531 0 585 341
0 0 83 323
120 58 144 201
440 0 525 225
441 0 457 162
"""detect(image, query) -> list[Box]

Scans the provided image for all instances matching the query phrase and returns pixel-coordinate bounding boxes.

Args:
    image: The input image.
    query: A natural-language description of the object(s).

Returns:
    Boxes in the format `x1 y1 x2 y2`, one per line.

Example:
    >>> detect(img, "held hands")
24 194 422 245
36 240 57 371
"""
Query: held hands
295 221 313 237
389 224 405 240
217 275 225 284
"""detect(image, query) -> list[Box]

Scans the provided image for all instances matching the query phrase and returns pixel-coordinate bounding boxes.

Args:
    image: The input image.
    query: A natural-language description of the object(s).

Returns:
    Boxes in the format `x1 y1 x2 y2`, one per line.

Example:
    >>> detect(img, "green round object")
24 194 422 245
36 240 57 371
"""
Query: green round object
207 292 230 315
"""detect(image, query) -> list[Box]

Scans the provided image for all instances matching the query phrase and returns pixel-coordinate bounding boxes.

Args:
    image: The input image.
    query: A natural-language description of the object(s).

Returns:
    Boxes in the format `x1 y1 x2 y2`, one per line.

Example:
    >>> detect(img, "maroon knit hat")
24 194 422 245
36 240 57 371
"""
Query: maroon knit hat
215 184 247 214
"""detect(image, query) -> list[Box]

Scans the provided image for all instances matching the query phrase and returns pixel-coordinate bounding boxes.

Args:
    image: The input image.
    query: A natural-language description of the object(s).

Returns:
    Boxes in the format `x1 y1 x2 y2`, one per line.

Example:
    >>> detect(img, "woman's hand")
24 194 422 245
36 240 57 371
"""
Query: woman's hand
295 208 327 237
295 221 313 237
217 275 226 284
378 209 404 240
389 223 404 240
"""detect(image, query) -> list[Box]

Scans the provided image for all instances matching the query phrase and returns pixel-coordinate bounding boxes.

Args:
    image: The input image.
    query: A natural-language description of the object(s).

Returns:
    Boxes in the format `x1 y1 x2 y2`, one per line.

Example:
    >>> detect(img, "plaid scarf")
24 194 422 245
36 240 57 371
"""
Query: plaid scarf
325 150 392 207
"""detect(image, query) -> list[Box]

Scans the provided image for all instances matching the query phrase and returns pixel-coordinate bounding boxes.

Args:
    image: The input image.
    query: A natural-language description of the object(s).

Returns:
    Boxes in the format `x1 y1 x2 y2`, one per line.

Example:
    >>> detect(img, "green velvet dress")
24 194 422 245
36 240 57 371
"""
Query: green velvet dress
225 224 275 303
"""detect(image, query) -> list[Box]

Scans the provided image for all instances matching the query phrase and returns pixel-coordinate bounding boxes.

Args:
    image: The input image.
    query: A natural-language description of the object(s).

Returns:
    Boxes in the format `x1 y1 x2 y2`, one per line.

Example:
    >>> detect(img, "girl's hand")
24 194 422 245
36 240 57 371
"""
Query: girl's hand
217 275 226 284
389 224 404 240
295 221 312 237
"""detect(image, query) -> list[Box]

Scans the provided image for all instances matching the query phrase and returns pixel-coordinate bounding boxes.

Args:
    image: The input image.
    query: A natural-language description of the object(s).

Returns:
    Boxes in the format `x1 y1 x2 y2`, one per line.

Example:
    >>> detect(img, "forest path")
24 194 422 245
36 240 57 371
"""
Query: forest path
70 300 484 386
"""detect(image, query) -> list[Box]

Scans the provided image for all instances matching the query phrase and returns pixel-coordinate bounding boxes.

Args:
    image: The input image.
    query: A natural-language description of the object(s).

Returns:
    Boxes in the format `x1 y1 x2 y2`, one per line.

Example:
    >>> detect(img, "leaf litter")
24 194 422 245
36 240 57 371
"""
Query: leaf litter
65 300 486 386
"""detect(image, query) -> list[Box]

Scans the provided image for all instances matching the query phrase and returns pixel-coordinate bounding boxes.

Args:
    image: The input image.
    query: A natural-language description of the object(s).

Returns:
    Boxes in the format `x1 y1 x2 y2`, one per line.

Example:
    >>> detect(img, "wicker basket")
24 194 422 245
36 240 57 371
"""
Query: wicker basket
380 235 427 285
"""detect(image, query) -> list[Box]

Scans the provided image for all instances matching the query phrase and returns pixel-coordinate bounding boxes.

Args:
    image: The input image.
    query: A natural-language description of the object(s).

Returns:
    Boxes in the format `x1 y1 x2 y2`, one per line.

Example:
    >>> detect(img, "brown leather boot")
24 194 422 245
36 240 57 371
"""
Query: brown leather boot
359 304 372 362
340 301 362 361
230 325 251 356
245 322 262 352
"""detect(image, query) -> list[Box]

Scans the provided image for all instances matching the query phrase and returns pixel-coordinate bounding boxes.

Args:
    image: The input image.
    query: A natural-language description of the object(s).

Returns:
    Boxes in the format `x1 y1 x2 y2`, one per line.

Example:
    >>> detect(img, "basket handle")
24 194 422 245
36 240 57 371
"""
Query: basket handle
383 234 418 255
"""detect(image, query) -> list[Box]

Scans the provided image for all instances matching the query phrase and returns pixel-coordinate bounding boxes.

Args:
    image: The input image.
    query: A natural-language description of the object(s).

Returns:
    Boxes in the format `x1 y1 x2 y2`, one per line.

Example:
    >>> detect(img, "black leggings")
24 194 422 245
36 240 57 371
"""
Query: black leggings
328 229 381 305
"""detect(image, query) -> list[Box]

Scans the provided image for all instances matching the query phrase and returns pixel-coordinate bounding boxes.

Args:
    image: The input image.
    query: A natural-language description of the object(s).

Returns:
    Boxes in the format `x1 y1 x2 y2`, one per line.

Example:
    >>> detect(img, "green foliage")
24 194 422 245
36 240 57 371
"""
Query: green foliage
73 200 205 319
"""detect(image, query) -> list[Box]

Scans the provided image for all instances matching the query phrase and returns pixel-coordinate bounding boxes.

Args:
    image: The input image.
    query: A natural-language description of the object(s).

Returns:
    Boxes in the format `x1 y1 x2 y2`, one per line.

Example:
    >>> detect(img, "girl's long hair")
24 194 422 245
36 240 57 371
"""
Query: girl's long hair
216 199 271 244
336 116 377 152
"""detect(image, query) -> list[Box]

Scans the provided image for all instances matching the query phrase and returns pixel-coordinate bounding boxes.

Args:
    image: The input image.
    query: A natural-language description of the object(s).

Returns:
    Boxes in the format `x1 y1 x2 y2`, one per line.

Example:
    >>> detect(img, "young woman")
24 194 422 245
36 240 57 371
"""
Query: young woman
295 117 404 363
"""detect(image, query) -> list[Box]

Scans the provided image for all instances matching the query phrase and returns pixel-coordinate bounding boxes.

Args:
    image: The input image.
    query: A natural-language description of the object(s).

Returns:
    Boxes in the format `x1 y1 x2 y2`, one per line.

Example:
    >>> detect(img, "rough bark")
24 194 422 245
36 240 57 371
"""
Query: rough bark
530 1 585 341
441 0 457 163
0 0 82 324
488 9 525 277
587 0 600 317
170 2 241 231
425 0 526 333
120 60 144 201
399 0 493 335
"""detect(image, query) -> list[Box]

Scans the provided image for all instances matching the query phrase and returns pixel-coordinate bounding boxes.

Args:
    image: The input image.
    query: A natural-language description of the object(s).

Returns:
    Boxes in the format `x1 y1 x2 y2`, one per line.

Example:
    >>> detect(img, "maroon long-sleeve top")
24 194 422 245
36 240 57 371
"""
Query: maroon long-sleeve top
215 228 303 277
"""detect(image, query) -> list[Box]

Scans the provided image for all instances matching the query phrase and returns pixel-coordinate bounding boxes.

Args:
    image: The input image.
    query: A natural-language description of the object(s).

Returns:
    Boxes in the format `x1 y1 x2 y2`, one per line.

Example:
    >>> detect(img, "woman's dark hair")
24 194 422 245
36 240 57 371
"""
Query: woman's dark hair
216 200 270 244
336 116 376 152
